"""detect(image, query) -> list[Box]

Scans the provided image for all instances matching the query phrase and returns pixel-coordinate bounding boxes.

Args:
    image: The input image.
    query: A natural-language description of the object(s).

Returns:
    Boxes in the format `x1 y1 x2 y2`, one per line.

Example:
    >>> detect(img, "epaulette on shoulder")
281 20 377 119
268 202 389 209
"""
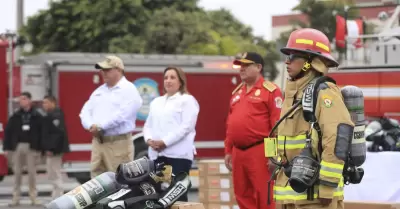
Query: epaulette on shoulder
232 83 244 95
263 81 277 92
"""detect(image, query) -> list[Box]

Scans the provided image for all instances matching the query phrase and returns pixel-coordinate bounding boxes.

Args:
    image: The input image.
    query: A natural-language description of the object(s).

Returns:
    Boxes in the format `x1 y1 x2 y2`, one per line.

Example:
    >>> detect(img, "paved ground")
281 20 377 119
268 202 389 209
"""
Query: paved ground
0 173 199 209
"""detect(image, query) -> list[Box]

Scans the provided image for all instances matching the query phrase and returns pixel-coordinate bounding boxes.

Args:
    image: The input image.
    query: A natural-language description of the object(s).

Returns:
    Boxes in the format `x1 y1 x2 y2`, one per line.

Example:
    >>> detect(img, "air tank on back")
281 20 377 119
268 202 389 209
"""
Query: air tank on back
341 85 367 166
45 172 122 209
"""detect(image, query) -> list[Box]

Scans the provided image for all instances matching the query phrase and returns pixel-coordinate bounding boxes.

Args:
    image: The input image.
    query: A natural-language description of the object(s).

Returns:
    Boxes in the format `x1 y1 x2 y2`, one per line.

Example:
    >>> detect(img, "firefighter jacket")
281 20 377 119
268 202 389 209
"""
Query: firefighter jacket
274 70 354 205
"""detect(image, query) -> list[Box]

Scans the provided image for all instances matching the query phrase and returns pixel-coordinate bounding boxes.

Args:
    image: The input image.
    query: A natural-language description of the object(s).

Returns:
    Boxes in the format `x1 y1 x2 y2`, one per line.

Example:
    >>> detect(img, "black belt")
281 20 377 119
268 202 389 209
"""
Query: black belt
95 133 130 144
235 140 264 151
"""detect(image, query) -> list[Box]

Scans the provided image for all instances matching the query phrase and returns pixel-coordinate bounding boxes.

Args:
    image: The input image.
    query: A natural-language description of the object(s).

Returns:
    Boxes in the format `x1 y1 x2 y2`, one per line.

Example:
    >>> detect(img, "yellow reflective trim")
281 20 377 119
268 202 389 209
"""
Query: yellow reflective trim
334 190 344 196
278 144 305 149
320 170 342 179
320 160 344 179
339 178 344 186
277 135 307 150
321 161 344 170
333 179 345 196
275 194 318 201
277 135 307 141
274 178 345 201
274 185 317 200
295 39 314 45
316 42 330 52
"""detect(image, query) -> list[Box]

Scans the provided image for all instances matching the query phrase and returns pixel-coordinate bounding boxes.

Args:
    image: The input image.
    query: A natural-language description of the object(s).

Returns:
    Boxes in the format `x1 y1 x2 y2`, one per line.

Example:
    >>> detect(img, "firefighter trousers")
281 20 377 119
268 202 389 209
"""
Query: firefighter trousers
283 200 344 209
232 144 275 209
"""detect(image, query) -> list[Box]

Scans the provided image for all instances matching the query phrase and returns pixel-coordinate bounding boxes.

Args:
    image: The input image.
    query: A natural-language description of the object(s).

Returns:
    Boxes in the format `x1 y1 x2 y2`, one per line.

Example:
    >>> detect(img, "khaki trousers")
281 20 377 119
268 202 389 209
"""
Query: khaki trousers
46 155 64 199
283 200 344 209
90 133 134 178
12 143 38 200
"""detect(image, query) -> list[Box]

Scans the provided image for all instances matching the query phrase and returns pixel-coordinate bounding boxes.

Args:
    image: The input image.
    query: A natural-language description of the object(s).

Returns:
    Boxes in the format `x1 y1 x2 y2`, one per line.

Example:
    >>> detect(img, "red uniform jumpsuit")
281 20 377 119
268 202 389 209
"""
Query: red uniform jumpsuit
225 77 282 209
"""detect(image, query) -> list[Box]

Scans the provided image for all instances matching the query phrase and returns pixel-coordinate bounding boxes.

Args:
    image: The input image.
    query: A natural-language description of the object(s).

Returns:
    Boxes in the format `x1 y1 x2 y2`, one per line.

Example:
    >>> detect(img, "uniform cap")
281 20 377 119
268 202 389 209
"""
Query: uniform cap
95 55 125 70
233 52 264 67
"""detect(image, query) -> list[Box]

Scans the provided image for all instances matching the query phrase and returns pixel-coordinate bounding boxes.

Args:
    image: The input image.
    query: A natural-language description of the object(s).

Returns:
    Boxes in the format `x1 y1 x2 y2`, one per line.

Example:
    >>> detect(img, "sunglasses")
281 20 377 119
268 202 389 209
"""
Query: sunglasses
286 54 309 62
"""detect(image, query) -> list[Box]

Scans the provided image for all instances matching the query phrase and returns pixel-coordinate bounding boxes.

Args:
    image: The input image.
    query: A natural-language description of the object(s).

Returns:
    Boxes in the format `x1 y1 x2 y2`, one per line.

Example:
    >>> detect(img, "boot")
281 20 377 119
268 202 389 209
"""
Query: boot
8 193 20 207
30 198 42 206
29 190 42 206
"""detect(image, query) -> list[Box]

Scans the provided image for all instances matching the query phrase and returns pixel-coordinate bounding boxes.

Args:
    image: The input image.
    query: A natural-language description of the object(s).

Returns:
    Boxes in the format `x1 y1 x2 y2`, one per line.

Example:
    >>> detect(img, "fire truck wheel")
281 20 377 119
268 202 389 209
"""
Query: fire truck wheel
0 175 4 182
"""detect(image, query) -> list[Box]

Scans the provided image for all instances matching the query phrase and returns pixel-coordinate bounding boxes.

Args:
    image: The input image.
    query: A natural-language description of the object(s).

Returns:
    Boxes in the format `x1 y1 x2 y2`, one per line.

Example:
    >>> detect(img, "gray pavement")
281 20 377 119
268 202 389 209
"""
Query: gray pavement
0 173 199 209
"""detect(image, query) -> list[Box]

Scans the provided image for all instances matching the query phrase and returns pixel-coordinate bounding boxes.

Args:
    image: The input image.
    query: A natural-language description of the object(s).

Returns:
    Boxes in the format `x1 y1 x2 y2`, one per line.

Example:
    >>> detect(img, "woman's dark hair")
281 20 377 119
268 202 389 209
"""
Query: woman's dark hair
163 66 189 94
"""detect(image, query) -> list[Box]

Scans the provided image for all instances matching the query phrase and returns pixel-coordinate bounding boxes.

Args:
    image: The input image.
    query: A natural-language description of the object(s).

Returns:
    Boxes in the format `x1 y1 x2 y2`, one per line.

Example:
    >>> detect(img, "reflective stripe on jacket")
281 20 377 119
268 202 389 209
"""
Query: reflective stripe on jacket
274 178 344 202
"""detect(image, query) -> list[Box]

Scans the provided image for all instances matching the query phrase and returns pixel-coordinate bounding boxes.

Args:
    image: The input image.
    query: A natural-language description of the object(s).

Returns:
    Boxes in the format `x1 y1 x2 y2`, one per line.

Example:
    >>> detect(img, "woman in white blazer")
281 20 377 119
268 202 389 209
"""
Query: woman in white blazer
143 66 200 202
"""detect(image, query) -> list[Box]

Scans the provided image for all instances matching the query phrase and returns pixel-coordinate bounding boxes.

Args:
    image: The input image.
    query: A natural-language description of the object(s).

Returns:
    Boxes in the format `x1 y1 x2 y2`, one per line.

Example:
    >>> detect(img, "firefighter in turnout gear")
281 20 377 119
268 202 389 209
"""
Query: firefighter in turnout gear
271 28 354 209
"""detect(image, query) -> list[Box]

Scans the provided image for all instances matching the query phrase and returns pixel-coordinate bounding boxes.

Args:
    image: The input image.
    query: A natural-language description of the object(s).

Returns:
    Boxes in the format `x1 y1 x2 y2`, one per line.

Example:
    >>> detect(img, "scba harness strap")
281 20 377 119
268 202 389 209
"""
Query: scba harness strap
302 76 337 154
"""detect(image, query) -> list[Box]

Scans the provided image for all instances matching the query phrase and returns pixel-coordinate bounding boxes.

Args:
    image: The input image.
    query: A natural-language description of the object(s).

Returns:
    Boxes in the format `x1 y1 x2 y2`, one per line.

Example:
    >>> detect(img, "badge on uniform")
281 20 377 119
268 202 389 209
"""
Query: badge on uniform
255 89 260 96
53 119 60 127
22 124 30 131
264 137 278 157
322 95 333 108
275 97 283 108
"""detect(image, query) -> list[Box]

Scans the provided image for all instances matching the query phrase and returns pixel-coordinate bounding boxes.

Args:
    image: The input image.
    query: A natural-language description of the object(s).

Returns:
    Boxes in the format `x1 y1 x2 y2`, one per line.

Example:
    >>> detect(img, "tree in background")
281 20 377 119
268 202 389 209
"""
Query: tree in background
20 0 280 81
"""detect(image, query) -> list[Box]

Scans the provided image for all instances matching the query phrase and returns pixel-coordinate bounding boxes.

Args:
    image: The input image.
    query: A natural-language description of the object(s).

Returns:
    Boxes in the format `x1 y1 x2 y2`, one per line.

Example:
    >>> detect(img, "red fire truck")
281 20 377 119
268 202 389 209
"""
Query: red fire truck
0 46 241 185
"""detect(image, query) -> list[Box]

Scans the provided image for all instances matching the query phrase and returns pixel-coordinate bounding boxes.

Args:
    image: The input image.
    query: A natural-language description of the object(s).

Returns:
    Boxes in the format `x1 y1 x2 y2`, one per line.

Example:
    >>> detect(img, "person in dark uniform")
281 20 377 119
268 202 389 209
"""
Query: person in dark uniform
42 95 70 200
3 91 43 206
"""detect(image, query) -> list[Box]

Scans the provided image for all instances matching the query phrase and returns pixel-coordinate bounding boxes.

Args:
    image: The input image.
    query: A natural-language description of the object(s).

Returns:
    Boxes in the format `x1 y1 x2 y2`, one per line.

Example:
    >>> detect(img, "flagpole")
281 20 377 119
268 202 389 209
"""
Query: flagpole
344 6 349 63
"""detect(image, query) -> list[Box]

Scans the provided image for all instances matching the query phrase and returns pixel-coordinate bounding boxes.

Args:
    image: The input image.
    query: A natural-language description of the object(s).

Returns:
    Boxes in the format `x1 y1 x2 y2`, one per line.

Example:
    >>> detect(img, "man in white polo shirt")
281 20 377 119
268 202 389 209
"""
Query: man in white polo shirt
79 55 143 177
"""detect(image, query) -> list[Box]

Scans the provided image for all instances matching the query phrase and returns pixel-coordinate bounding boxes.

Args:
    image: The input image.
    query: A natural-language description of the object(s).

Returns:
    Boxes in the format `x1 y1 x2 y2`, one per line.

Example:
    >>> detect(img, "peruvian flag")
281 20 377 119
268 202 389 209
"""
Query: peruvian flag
335 15 364 49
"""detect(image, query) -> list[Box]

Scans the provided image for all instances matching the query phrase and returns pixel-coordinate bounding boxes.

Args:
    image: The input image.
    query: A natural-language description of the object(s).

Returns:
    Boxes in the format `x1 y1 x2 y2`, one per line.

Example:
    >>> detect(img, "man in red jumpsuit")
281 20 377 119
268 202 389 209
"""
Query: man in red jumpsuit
224 52 283 209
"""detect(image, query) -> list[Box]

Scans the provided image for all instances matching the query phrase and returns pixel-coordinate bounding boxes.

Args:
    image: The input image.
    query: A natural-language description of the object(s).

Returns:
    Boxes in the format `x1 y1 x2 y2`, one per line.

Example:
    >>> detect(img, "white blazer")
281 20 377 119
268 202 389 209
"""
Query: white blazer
143 92 200 161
